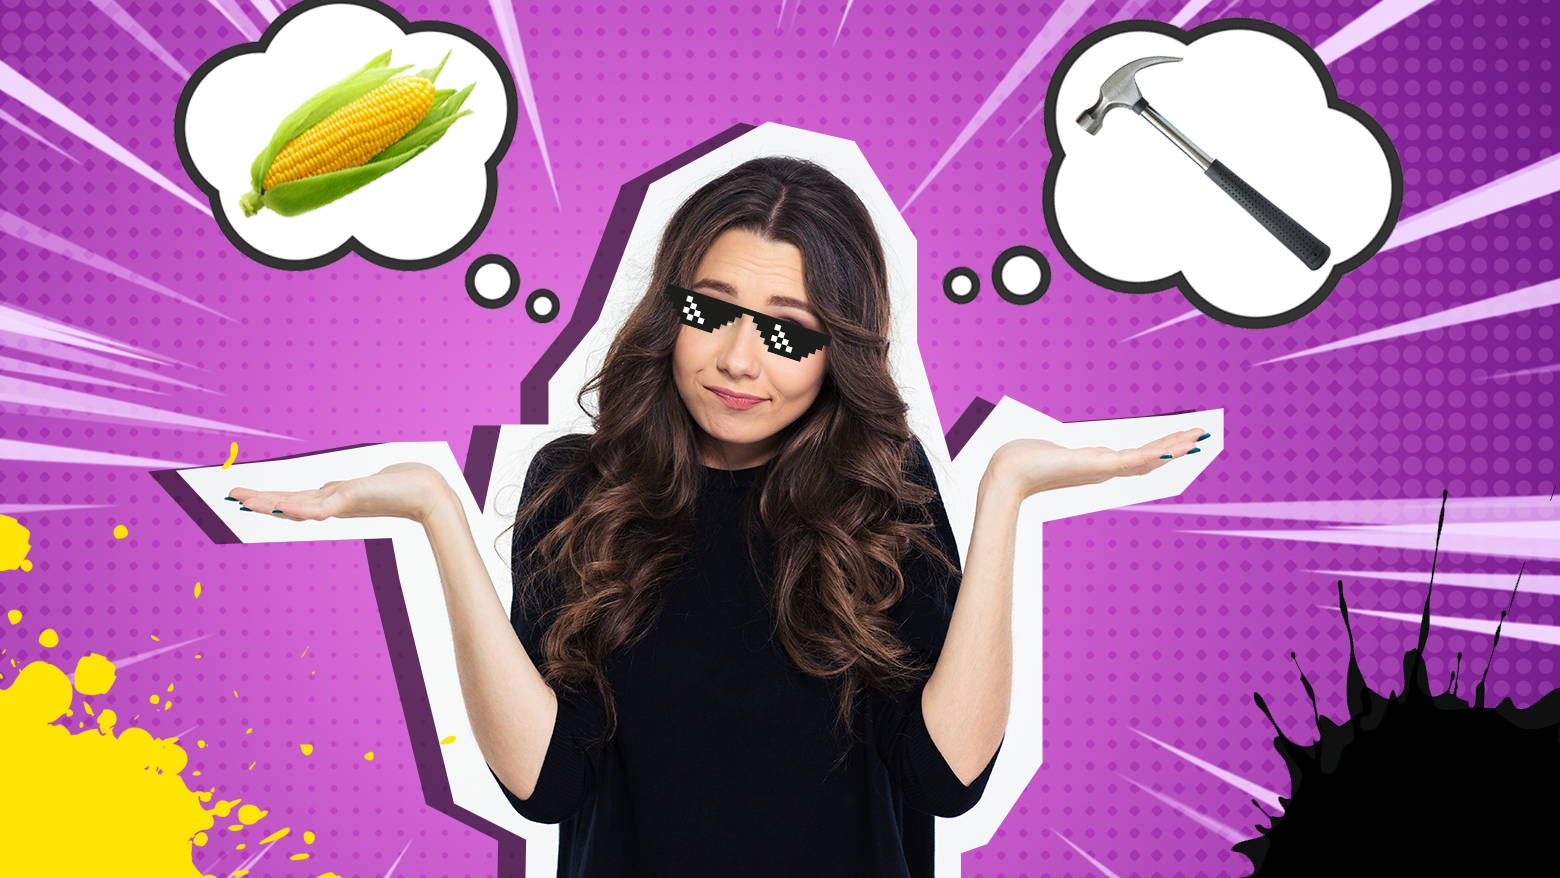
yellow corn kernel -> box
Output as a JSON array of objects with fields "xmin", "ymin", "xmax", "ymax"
[{"xmin": 263, "ymin": 77, "xmax": 435, "ymax": 190}]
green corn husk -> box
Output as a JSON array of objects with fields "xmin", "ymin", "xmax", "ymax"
[{"xmin": 240, "ymin": 50, "xmax": 474, "ymax": 218}]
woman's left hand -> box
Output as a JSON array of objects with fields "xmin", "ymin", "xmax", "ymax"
[{"xmin": 985, "ymin": 427, "xmax": 1209, "ymax": 500}]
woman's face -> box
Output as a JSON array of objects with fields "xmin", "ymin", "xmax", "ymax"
[{"xmin": 672, "ymin": 227, "xmax": 829, "ymax": 470}]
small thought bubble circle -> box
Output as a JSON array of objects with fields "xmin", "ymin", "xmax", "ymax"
[
  {"xmin": 993, "ymin": 245, "xmax": 1052, "ymax": 306},
  {"xmin": 465, "ymin": 254, "xmax": 521, "ymax": 309},
  {"xmin": 942, "ymin": 266, "xmax": 981, "ymax": 305},
  {"xmin": 526, "ymin": 288, "xmax": 561, "ymax": 324}
]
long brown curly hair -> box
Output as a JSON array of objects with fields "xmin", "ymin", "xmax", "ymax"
[{"xmin": 512, "ymin": 156, "xmax": 957, "ymax": 742}]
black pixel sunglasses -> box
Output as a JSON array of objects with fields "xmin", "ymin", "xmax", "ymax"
[{"xmin": 665, "ymin": 284, "xmax": 831, "ymax": 363}]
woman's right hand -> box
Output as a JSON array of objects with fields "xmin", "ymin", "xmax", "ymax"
[{"xmin": 228, "ymin": 462, "xmax": 455, "ymax": 526}]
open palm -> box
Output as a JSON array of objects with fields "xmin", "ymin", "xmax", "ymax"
[
  {"xmin": 989, "ymin": 428, "xmax": 1208, "ymax": 499},
  {"xmin": 228, "ymin": 462, "xmax": 451, "ymax": 525}
]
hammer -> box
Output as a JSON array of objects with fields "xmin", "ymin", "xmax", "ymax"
[{"xmin": 1078, "ymin": 56, "xmax": 1331, "ymax": 271}]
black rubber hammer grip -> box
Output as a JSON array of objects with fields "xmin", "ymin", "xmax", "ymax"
[{"xmin": 1204, "ymin": 160, "xmax": 1331, "ymax": 271}]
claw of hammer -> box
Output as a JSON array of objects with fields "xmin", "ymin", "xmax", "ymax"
[{"xmin": 1076, "ymin": 55, "xmax": 1181, "ymax": 134}]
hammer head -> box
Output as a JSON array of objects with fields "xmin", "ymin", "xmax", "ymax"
[{"xmin": 1076, "ymin": 55, "xmax": 1181, "ymax": 135}]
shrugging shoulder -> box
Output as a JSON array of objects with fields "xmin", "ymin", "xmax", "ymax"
[{"xmin": 492, "ymin": 432, "xmax": 996, "ymax": 824}]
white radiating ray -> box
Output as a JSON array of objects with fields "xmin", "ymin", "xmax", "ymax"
[
  {"xmin": 0, "ymin": 503, "xmax": 111, "ymax": 513},
  {"xmin": 1135, "ymin": 494, "xmax": 1557, "ymax": 525},
  {"xmin": 1119, "ymin": 774, "xmax": 1251, "ymax": 844},
  {"xmin": 1132, "ymin": 729, "xmax": 1286, "ymax": 811},
  {"xmin": 249, "ymin": 0, "xmax": 282, "ymax": 21},
  {"xmin": 0, "ymin": 353, "xmax": 154, "ymax": 394},
  {"xmin": 84, "ymin": 0, "xmax": 192, "ymax": 79},
  {"xmin": 1315, "ymin": 0, "xmax": 1440, "ymax": 64},
  {"xmin": 1312, "ymin": 569, "xmax": 1560, "ymax": 597},
  {"xmin": 1048, "ymin": 828, "xmax": 1126, "ymax": 878},
  {"xmin": 0, "ymin": 106, "xmax": 79, "ymax": 163},
  {"xmin": 1478, "ymin": 362, "xmax": 1560, "ymax": 384},
  {"xmin": 225, "ymin": 838, "xmax": 281, "ymax": 878},
  {"xmin": 0, "ymin": 375, "xmax": 293, "ymax": 439},
  {"xmin": 1007, "ymin": 0, "xmax": 1154, "ymax": 137},
  {"xmin": 205, "ymin": 0, "xmax": 262, "ymax": 41},
  {"xmin": 110, "ymin": 636, "xmax": 209, "ymax": 670},
  {"xmin": 1124, "ymin": 308, "xmax": 1203, "ymax": 340},
  {"xmin": 0, "ymin": 209, "xmax": 229, "ymax": 320},
  {"xmin": 1385, "ymin": 153, "xmax": 1560, "ymax": 251},
  {"xmin": 777, "ymin": 0, "xmax": 789, "ymax": 27},
  {"xmin": 0, "ymin": 330, "xmax": 209, "ymax": 393},
  {"xmin": 382, "ymin": 840, "xmax": 413, "ymax": 878},
  {"xmin": 1168, "ymin": 0, "xmax": 1220, "ymax": 27},
  {"xmin": 1256, "ymin": 277, "xmax": 1560, "ymax": 366},
  {"xmin": 1189, "ymin": 522, "xmax": 1560, "ymax": 562},
  {"xmin": 492, "ymin": 1, "xmax": 560, "ymax": 210},
  {"xmin": 0, "ymin": 437, "xmax": 187, "ymax": 469},
  {"xmin": 833, "ymin": 0, "xmax": 858, "ymax": 44},
  {"xmin": 0, "ymin": 59, "xmax": 210, "ymax": 215},
  {"xmin": 904, "ymin": 0, "xmax": 1102, "ymax": 209},
  {"xmin": 1, "ymin": 303, "xmax": 171, "ymax": 366},
  {"xmin": 1325, "ymin": 606, "xmax": 1560, "ymax": 648}
]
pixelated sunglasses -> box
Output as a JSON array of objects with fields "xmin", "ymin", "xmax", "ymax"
[{"xmin": 665, "ymin": 284, "xmax": 831, "ymax": 362}]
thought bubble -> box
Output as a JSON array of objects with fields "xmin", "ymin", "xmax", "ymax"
[
  {"xmin": 1043, "ymin": 19, "xmax": 1402, "ymax": 328},
  {"xmin": 175, "ymin": 0, "xmax": 517, "ymax": 270}
]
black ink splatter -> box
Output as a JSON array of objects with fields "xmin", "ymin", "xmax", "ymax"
[{"xmin": 1237, "ymin": 492, "xmax": 1560, "ymax": 874}]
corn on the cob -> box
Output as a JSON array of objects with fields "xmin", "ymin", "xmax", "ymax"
[
  {"xmin": 240, "ymin": 50, "xmax": 474, "ymax": 219},
  {"xmin": 262, "ymin": 76, "xmax": 436, "ymax": 190}
]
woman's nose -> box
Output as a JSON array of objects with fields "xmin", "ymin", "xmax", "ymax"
[{"xmin": 716, "ymin": 314, "xmax": 765, "ymax": 375}]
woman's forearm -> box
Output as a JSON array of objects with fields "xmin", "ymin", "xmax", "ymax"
[
  {"xmin": 920, "ymin": 469, "xmax": 1022, "ymax": 785},
  {"xmin": 421, "ymin": 486, "xmax": 558, "ymax": 799}
]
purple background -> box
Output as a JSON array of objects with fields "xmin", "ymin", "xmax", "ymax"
[{"xmin": 1, "ymin": 0, "xmax": 1556, "ymax": 876}]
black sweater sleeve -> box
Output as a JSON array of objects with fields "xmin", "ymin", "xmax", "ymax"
[
  {"xmin": 874, "ymin": 437, "xmax": 999, "ymax": 817},
  {"xmin": 492, "ymin": 434, "xmax": 610, "ymax": 825}
]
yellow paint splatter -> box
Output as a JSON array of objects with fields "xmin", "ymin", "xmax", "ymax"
[
  {"xmin": 167, "ymin": 684, "xmax": 175, "ymax": 692},
  {"xmin": 73, "ymin": 654, "xmax": 116, "ymax": 696},
  {"xmin": 112, "ymin": 524, "xmax": 128, "ymax": 539},
  {"xmin": 291, "ymin": 853, "xmax": 311, "ymax": 860},
  {"xmin": 151, "ymin": 634, "xmax": 161, "ymax": 641},
  {"xmin": 235, "ymin": 843, "xmax": 246, "ymax": 850},
  {"xmin": 301, "ymin": 646, "xmax": 309, "ymax": 657},
  {"xmin": 7, "ymin": 610, "xmax": 21, "ymax": 625},
  {"xmin": 227, "ymin": 824, "xmax": 243, "ymax": 831},
  {"xmin": 304, "ymin": 830, "xmax": 316, "ymax": 843},
  {"xmin": 300, "ymin": 743, "xmax": 313, "ymax": 756},
  {"xmin": 38, "ymin": 629, "xmax": 58, "ymax": 649},
  {"xmin": 363, "ymin": 751, "xmax": 374, "ymax": 761},
  {"xmin": 0, "ymin": 515, "xmax": 34, "ymax": 572},
  {"xmin": 150, "ymin": 694, "xmax": 161, "ymax": 705},
  {"xmin": 193, "ymin": 832, "xmax": 208, "ymax": 847},
  {"xmin": 245, "ymin": 727, "xmax": 252, "ymax": 734},
  {"xmin": 440, "ymin": 735, "xmax": 457, "ymax": 745},
  {"xmin": 164, "ymin": 701, "xmax": 173, "ymax": 711},
  {"xmin": 0, "ymin": 660, "xmax": 214, "ymax": 875},
  {"xmin": 232, "ymin": 871, "xmax": 249, "ymax": 876},
  {"xmin": 194, "ymin": 582, "xmax": 202, "ymax": 598},
  {"xmin": 222, "ymin": 441, "xmax": 238, "ymax": 469},
  {"xmin": 260, "ymin": 827, "xmax": 291, "ymax": 844},
  {"xmin": 197, "ymin": 740, "xmax": 206, "ymax": 749},
  {"xmin": 316, "ymin": 873, "xmax": 342, "ymax": 878},
  {"xmin": 212, "ymin": 799, "xmax": 241, "ymax": 817},
  {"xmin": 238, "ymin": 804, "xmax": 267, "ymax": 825},
  {"xmin": 247, "ymin": 761, "xmax": 255, "ymax": 770}
]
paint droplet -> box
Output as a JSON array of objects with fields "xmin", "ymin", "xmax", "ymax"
[
  {"xmin": 38, "ymin": 629, "xmax": 59, "ymax": 649},
  {"xmin": 300, "ymin": 744, "xmax": 313, "ymax": 755},
  {"xmin": 316, "ymin": 873, "xmax": 342, "ymax": 878},
  {"xmin": 232, "ymin": 870, "xmax": 249, "ymax": 876},
  {"xmin": 150, "ymin": 694, "xmax": 161, "ymax": 705},
  {"xmin": 97, "ymin": 709, "xmax": 117, "ymax": 729},
  {"xmin": 193, "ymin": 832, "xmax": 208, "ymax": 847},
  {"xmin": 440, "ymin": 735, "xmax": 456, "ymax": 745},
  {"xmin": 213, "ymin": 799, "xmax": 241, "ymax": 818},
  {"xmin": 235, "ymin": 843, "xmax": 246, "ymax": 850},
  {"xmin": 197, "ymin": 740, "xmax": 206, "ymax": 749},
  {"xmin": 227, "ymin": 824, "xmax": 243, "ymax": 832},
  {"xmin": 113, "ymin": 525, "xmax": 128, "ymax": 539},
  {"xmin": 194, "ymin": 582, "xmax": 202, "ymax": 598},
  {"xmin": 237, "ymin": 804, "xmax": 267, "ymax": 825},
  {"xmin": 304, "ymin": 831, "xmax": 316, "ymax": 844},
  {"xmin": 222, "ymin": 442, "xmax": 238, "ymax": 469},
  {"xmin": 247, "ymin": 762, "xmax": 255, "ymax": 770},
  {"xmin": 6, "ymin": 610, "xmax": 20, "ymax": 625},
  {"xmin": 245, "ymin": 727, "xmax": 252, "ymax": 734},
  {"xmin": 163, "ymin": 701, "xmax": 173, "ymax": 710},
  {"xmin": 260, "ymin": 827, "xmax": 291, "ymax": 844},
  {"xmin": 363, "ymin": 751, "xmax": 374, "ymax": 761},
  {"xmin": 167, "ymin": 684, "xmax": 174, "ymax": 692},
  {"xmin": 291, "ymin": 853, "xmax": 311, "ymax": 861},
  {"xmin": 73, "ymin": 653, "xmax": 117, "ymax": 696},
  {"xmin": 0, "ymin": 515, "xmax": 35, "ymax": 572}
]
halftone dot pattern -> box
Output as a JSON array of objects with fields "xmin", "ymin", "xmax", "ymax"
[{"xmin": 2, "ymin": 0, "xmax": 1558, "ymax": 875}]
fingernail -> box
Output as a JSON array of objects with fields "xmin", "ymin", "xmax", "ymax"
[
  {"xmin": 224, "ymin": 496, "xmax": 240, "ymax": 502},
  {"xmin": 1197, "ymin": 433, "xmax": 1211, "ymax": 441},
  {"xmin": 271, "ymin": 510, "xmax": 284, "ymax": 515},
  {"xmin": 239, "ymin": 506, "xmax": 254, "ymax": 512},
  {"xmin": 1160, "ymin": 454, "xmax": 1173, "ymax": 459},
  {"xmin": 1187, "ymin": 447, "xmax": 1202, "ymax": 454}
]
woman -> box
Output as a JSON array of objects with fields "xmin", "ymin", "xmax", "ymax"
[{"xmin": 230, "ymin": 157, "xmax": 1207, "ymax": 877}]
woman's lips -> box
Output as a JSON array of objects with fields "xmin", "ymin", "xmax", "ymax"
[{"xmin": 708, "ymin": 386, "xmax": 765, "ymax": 410}]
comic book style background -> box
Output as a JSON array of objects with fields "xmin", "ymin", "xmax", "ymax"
[{"xmin": 0, "ymin": 0, "xmax": 1555, "ymax": 875}]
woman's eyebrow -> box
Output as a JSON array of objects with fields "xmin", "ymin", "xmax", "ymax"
[{"xmin": 690, "ymin": 278, "xmax": 813, "ymax": 313}]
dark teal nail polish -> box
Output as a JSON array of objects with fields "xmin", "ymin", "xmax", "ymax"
[
  {"xmin": 271, "ymin": 510, "xmax": 284, "ymax": 514},
  {"xmin": 1160, "ymin": 454, "xmax": 1173, "ymax": 459},
  {"xmin": 1187, "ymin": 447, "xmax": 1202, "ymax": 454},
  {"xmin": 1197, "ymin": 433, "xmax": 1211, "ymax": 441},
  {"xmin": 224, "ymin": 496, "xmax": 240, "ymax": 502},
  {"xmin": 239, "ymin": 506, "xmax": 254, "ymax": 512}
]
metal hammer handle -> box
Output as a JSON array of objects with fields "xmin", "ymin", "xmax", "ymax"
[{"xmin": 1204, "ymin": 160, "xmax": 1331, "ymax": 271}]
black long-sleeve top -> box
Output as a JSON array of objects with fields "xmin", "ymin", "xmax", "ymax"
[{"xmin": 494, "ymin": 434, "xmax": 996, "ymax": 877}]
